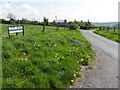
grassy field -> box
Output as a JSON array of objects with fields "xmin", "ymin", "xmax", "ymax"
[
  {"xmin": 1, "ymin": 24, "xmax": 95, "ymax": 88},
  {"xmin": 94, "ymin": 29, "xmax": 119, "ymax": 43}
]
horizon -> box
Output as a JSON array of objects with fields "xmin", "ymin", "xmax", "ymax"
[{"xmin": 0, "ymin": 0, "xmax": 119, "ymax": 22}]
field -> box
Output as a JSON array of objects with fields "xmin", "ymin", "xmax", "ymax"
[
  {"xmin": 1, "ymin": 24, "xmax": 95, "ymax": 88},
  {"xmin": 94, "ymin": 29, "xmax": 119, "ymax": 43}
]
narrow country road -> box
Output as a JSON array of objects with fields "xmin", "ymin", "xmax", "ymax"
[{"xmin": 73, "ymin": 30, "xmax": 118, "ymax": 88}]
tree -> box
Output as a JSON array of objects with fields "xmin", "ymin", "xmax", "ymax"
[
  {"xmin": 7, "ymin": 13, "xmax": 16, "ymax": 21},
  {"xmin": 69, "ymin": 23, "xmax": 78, "ymax": 30},
  {"xmin": 20, "ymin": 18, "xmax": 30, "ymax": 24},
  {"xmin": 7, "ymin": 13, "xmax": 16, "ymax": 24}
]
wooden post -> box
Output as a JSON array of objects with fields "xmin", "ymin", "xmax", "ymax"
[
  {"xmin": 114, "ymin": 27, "xmax": 116, "ymax": 32},
  {"xmin": 99, "ymin": 26, "xmax": 101, "ymax": 31},
  {"xmin": 22, "ymin": 25, "xmax": 24, "ymax": 36},
  {"xmin": 64, "ymin": 20, "xmax": 67, "ymax": 30},
  {"xmin": 107, "ymin": 27, "xmax": 109, "ymax": 32},
  {"xmin": 56, "ymin": 22, "xmax": 60, "ymax": 30},
  {"xmin": 17, "ymin": 19, "xmax": 19, "ymax": 26},
  {"xmin": 16, "ymin": 32, "xmax": 18, "ymax": 36},
  {"xmin": 42, "ymin": 17, "xmax": 46, "ymax": 32},
  {"xmin": 8, "ymin": 26, "xmax": 10, "ymax": 39},
  {"xmin": 42, "ymin": 22, "xmax": 46, "ymax": 32},
  {"xmin": 8, "ymin": 34, "xmax": 10, "ymax": 39}
]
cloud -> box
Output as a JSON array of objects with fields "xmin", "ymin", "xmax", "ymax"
[
  {"xmin": 1, "ymin": 3, "xmax": 40, "ymax": 21},
  {"xmin": 0, "ymin": 3, "xmax": 88, "ymax": 22},
  {"xmin": 0, "ymin": 0, "xmax": 119, "ymax": 22}
]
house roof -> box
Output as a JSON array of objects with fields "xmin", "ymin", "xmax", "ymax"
[{"xmin": 54, "ymin": 20, "xmax": 65, "ymax": 23}]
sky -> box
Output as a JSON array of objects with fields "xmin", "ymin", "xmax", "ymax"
[{"xmin": 0, "ymin": 0, "xmax": 119, "ymax": 22}]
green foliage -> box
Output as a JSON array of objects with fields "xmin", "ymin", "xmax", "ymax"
[
  {"xmin": 94, "ymin": 29, "xmax": 119, "ymax": 42},
  {"xmin": 43, "ymin": 17, "xmax": 49, "ymax": 26},
  {"xmin": 69, "ymin": 24, "xmax": 78, "ymax": 30},
  {"xmin": 2, "ymin": 24, "xmax": 95, "ymax": 88}
]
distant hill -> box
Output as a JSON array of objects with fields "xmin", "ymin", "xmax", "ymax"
[
  {"xmin": 91, "ymin": 22, "xmax": 118, "ymax": 27},
  {"xmin": 112, "ymin": 23, "xmax": 120, "ymax": 29}
]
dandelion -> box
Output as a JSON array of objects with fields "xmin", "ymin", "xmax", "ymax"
[
  {"xmin": 20, "ymin": 58, "xmax": 23, "ymax": 60},
  {"xmin": 80, "ymin": 59, "xmax": 84, "ymax": 62},
  {"xmin": 76, "ymin": 48, "xmax": 78, "ymax": 50},
  {"xmin": 54, "ymin": 59, "xmax": 58, "ymax": 62},
  {"xmin": 79, "ymin": 72, "xmax": 81, "ymax": 75},
  {"xmin": 54, "ymin": 44, "xmax": 57, "ymax": 47},
  {"xmin": 87, "ymin": 55, "xmax": 90, "ymax": 57},
  {"xmin": 25, "ymin": 58, "xmax": 28, "ymax": 61},
  {"xmin": 55, "ymin": 55, "xmax": 57, "ymax": 58},
  {"xmin": 57, "ymin": 57, "xmax": 60, "ymax": 60},
  {"xmin": 71, "ymin": 80, "xmax": 74, "ymax": 83},
  {"xmin": 38, "ymin": 45, "xmax": 41, "ymax": 47},
  {"xmin": 62, "ymin": 56, "xmax": 64, "ymax": 59},
  {"xmin": 35, "ymin": 48, "xmax": 38, "ymax": 51},
  {"xmin": 23, "ymin": 53, "xmax": 25, "ymax": 55},
  {"xmin": 74, "ymin": 74, "xmax": 76, "ymax": 77}
]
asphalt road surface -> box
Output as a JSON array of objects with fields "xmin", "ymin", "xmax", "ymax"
[{"xmin": 73, "ymin": 30, "xmax": 118, "ymax": 88}]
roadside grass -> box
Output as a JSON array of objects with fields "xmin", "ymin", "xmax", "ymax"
[
  {"xmin": 94, "ymin": 29, "xmax": 119, "ymax": 43},
  {"xmin": 1, "ymin": 24, "xmax": 95, "ymax": 88}
]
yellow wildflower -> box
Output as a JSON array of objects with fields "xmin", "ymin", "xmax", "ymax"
[
  {"xmin": 80, "ymin": 59, "xmax": 84, "ymax": 62},
  {"xmin": 38, "ymin": 45, "xmax": 41, "ymax": 46},
  {"xmin": 71, "ymin": 80, "xmax": 74, "ymax": 83},
  {"xmin": 25, "ymin": 58, "xmax": 28, "ymax": 61},
  {"xmin": 74, "ymin": 74, "xmax": 76, "ymax": 77},
  {"xmin": 55, "ymin": 55, "xmax": 57, "ymax": 58},
  {"xmin": 62, "ymin": 56, "xmax": 64, "ymax": 59}
]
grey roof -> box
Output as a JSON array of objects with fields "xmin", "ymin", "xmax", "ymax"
[{"xmin": 54, "ymin": 20, "xmax": 65, "ymax": 23}]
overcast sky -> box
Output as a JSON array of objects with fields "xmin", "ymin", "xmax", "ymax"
[{"xmin": 0, "ymin": 0, "xmax": 119, "ymax": 22}]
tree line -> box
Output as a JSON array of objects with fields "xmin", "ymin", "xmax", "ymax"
[{"xmin": 0, "ymin": 12, "xmax": 97, "ymax": 30}]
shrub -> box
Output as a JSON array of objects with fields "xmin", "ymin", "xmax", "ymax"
[{"xmin": 69, "ymin": 24, "xmax": 78, "ymax": 30}]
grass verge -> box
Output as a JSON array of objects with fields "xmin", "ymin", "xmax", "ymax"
[
  {"xmin": 1, "ymin": 24, "xmax": 95, "ymax": 88},
  {"xmin": 94, "ymin": 29, "xmax": 119, "ymax": 43}
]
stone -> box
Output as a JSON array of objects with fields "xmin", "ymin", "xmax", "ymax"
[{"xmin": 67, "ymin": 39, "xmax": 86, "ymax": 47}]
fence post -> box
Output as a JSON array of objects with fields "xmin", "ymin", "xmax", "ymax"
[
  {"xmin": 8, "ymin": 26, "xmax": 10, "ymax": 39},
  {"xmin": 114, "ymin": 27, "xmax": 116, "ymax": 32},
  {"xmin": 99, "ymin": 26, "xmax": 101, "ymax": 31},
  {"xmin": 56, "ymin": 22, "xmax": 60, "ymax": 30},
  {"xmin": 22, "ymin": 25, "xmax": 24, "ymax": 36},
  {"xmin": 16, "ymin": 32, "xmax": 18, "ymax": 36},
  {"xmin": 107, "ymin": 27, "xmax": 109, "ymax": 32}
]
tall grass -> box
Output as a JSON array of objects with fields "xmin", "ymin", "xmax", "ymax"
[{"xmin": 1, "ymin": 24, "xmax": 95, "ymax": 88}]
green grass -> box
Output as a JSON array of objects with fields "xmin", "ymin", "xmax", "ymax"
[
  {"xmin": 1, "ymin": 24, "xmax": 95, "ymax": 88},
  {"xmin": 94, "ymin": 29, "xmax": 119, "ymax": 43}
]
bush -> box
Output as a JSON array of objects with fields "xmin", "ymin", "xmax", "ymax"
[{"xmin": 69, "ymin": 24, "xmax": 78, "ymax": 30}]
